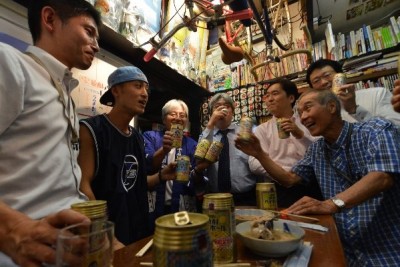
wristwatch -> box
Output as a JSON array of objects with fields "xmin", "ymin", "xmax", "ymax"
[{"xmin": 331, "ymin": 197, "xmax": 346, "ymax": 211}]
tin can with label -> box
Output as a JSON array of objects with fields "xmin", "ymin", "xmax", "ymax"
[
  {"xmin": 194, "ymin": 139, "xmax": 211, "ymax": 159},
  {"xmin": 239, "ymin": 117, "xmax": 253, "ymax": 141},
  {"xmin": 202, "ymin": 193, "xmax": 235, "ymax": 263},
  {"xmin": 256, "ymin": 183, "xmax": 278, "ymax": 210},
  {"xmin": 204, "ymin": 141, "xmax": 224, "ymax": 162},
  {"xmin": 276, "ymin": 118, "xmax": 290, "ymax": 139},
  {"xmin": 332, "ymin": 73, "xmax": 346, "ymax": 94},
  {"xmin": 154, "ymin": 211, "xmax": 212, "ymax": 267},
  {"xmin": 176, "ymin": 155, "xmax": 190, "ymax": 182},
  {"xmin": 171, "ymin": 123, "xmax": 184, "ymax": 148},
  {"xmin": 70, "ymin": 200, "xmax": 110, "ymax": 266}
]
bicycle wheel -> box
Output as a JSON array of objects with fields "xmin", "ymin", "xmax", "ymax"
[{"xmin": 268, "ymin": 0, "xmax": 292, "ymax": 51}]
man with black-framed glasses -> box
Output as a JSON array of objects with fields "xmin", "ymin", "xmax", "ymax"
[{"xmin": 306, "ymin": 59, "xmax": 399, "ymax": 125}]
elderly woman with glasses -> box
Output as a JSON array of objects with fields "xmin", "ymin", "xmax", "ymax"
[{"xmin": 143, "ymin": 99, "xmax": 208, "ymax": 231}]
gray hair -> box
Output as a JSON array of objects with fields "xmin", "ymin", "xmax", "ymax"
[
  {"xmin": 299, "ymin": 89, "xmax": 341, "ymax": 117},
  {"xmin": 208, "ymin": 93, "xmax": 234, "ymax": 113},
  {"xmin": 161, "ymin": 99, "xmax": 189, "ymax": 119}
]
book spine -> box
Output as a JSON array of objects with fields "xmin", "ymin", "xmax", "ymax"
[
  {"xmin": 366, "ymin": 25, "xmax": 375, "ymax": 51},
  {"xmin": 349, "ymin": 30, "xmax": 357, "ymax": 56},
  {"xmin": 390, "ymin": 16, "xmax": 400, "ymax": 43},
  {"xmin": 362, "ymin": 24, "xmax": 371, "ymax": 53},
  {"xmin": 359, "ymin": 27, "xmax": 366, "ymax": 54}
]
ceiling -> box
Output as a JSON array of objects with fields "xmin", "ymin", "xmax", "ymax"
[{"xmin": 308, "ymin": 0, "xmax": 400, "ymax": 42}]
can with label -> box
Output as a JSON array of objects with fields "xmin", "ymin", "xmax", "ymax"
[
  {"xmin": 176, "ymin": 155, "xmax": 190, "ymax": 182},
  {"xmin": 171, "ymin": 123, "xmax": 184, "ymax": 148},
  {"xmin": 276, "ymin": 118, "xmax": 290, "ymax": 139},
  {"xmin": 202, "ymin": 193, "xmax": 235, "ymax": 263},
  {"xmin": 194, "ymin": 139, "xmax": 211, "ymax": 159},
  {"xmin": 154, "ymin": 211, "xmax": 212, "ymax": 267},
  {"xmin": 256, "ymin": 183, "xmax": 278, "ymax": 210},
  {"xmin": 70, "ymin": 200, "xmax": 110, "ymax": 266},
  {"xmin": 239, "ymin": 117, "xmax": 253, "ymax": 141},
  {"xmin": 332, "ymin": 73, "xmax": 346, "ymax": 94},
  {"xmin": 204, "ymin": 141, "xmax": 224, "ymax": 162}
]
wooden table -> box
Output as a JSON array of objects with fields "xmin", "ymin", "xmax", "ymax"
[{"xmin": 113, "ymin": 214, "xmax": 346, "ymax": 266}]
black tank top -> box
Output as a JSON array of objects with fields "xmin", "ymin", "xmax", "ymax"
[{"xmin": 80, "ymin": 115, "xmax": 150, "ymax": 244}]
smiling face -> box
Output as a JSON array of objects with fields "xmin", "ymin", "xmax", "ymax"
[
  {"xmin": 297, "ymin": 91, "xmax": 337, "ymax": 137},
  {"xmin": 163, "ymin": 104, "xmax": 188, "ymax": 131},
  {"xmin": 309, "ymin": 66, "xmax": 337, "ymax": 90},
  {"xmin": 58, "ymin": 15, "xmax": 100, "ymax": 69},
  {"xmin": 264, "ymin": 83, "xmax": 295, "ymax": 118},
  {"xmin": 113, "ymin": 80, "xmax": 149, "ymax": 116}
]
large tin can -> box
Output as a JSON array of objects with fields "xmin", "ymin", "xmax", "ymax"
[
  {"xmin": 202, "ymin": 193, "xmax": 235, "ymax": 263},
  {"xmin": 276, "ymin": 118, "xmax": 290, "ymax": 139},
  {"xmin": 176, "ymin": 155, "xmax": 190, "ymax": 182},
  {"xmin": 204, "ymin": 141, "xmax": 224, "ymax": 162},
  {"xmin": 171, "ymin": 123, "xmax": 184, "ymax": 148},
  {"xmin": 332, "ymin": 73, "xmax": 346, "ymax": 94},
  {"xmin": 70, "ymin": 200, "xmax": 110, "ymax": 266},
  {"xmin": 256, "ymin": 183, "xmax": 278, "ymax": 210},
  {"xmin": 239, "ymin": 117, "xmax": 253, "ymax": 141},
  {"xmin": 153, "ymin": 211, "xmax": 212, "ymax": 267},
  {"xmin": 194, "ymin": 139, "xmax": 211, "ymax": 159}
]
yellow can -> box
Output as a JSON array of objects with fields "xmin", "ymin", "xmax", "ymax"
[
  {"xmin": 202, "ymin": 193, "xmax": 235, "ymax": 263},
  {"xmin": 176, "ymin": 155, "xmax": 190, "ymax": 182},
  {"xmin": 194, "ymin": 139, "xmax": 211, "ymax": 159},
  {"xmin": 276, "ymin": 118, "xmax": 290, "ymax": 139},
  {"xmin": 171, "ymin": 123, "xmax": 184, "ymax": 148},
  {"xmin": 153, "ymin": 211, "xmax": 212, "ymax": 267},
  {"xmin": 332, "ymin": 73, "xmax": 346, "ymax": 94},
  {"xmin": 256, "ymin": 183, "xmax": 278, "ymax": 210},
  {"xmin": 239, "ymin": 117, "xmax": 253, "ymax": 141},
  {"xmin": 204, "ymin": 141, "xmax": 223, "ymax": 162}
]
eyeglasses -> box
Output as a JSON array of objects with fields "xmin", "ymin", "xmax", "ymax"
[
  {"xmin": 168, "ymin": 112, "xmax": 187, "ymax": 119},
  {"xmin": 311, "ymin": 72, "xmax": 334, "ymax": 86}
]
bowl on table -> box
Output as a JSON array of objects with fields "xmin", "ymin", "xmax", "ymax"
[
  {"xmin": 236, "ymin": 219, "xmax": 305, "ymax": 257},
  {"xmin": 235, "ymin": 208, "xmax": 275, "ymax": 224}
]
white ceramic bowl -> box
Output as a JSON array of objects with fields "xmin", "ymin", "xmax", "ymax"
[
  {"xmin": 235, "ymin": 209, "xmax": 275, "ymax": 224},
  {"xmin": 236, "ymin": 219, "xmax": 305, "ymax": 257}
]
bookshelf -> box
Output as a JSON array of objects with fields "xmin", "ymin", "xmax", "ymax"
[{"xmin": 312, "ymin": 13, "xmax": 400, "ymax": 92}]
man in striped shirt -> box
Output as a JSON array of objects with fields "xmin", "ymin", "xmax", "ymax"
[{"xmin": 236, "ymin": 89, "xmax": 400, "ymax": 266}]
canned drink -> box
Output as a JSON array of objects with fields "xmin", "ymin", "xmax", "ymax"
[
  {"xmin": 204, "ymin": 141, "xmax": 224, "ymax": 162},
  {"xmin": 202, "ymin": 193, "xmax": 235, "ymax": 263},
  {"xmin": 256, "ymin": 183, "xmax": 278, "ymax": 210},
  {"xmin": 332, "ymin": 73, "xmax": 346, "ymax": 94},
  {"xmin": 239, "ymin": 117, "xmax": 253, "ymax": 141},
  {"xmin": 276, "ymin": 118, "xmax": 290, "ymax": 139},
  {"xmin": 194, "ymin": 139, "xmax": 211, "ymax": 159},
  {"xmin": 70, "ymin": 200, "xmax": 110, "ymax": 265},
  {"xmin": 171, "ymin": 123, "xmax": 184, "ymax": 148},
  {"xmin": 176, "ymin": 155, "xmax": 190, "ymax": 182},
  {"xmin": 153, "ymin": 211, "xmax": 212, "ymax": 267}
]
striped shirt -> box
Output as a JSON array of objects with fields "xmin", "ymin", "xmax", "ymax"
[{"xmin": 293, "ymin": 118, "xmax": 400, "ymax": 267}]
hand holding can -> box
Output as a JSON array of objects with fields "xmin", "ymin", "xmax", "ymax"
[
  {"xmin": 332, "ymin": 73, "xmax": 346, "ymax": 95},
  {"xmin": 170, "ymin": 123, "xmax": 183, "ymax": 148},
  {"xmin": 276, "ymin": 118, "xmax": 290, "ymax": 139}
]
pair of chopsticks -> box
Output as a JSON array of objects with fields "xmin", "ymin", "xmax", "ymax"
[
  {"xmin": 135, "ymin": 239, "xmax": 153, "ymax": 257},
  {"xmin": 266, "ymin": 210, "xmax": 319, "ymax": 223}
]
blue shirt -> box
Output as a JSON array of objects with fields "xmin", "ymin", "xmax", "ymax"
[
  {"xmin": 293, "ymin": 119, "xmax": 400, "ymax": 267},
  {"xmin": 143, "ymin": 130, "xmax": 204, "ymax": 230},
  {"xmin": 200, "ymin": 123, "xmax": 258, "ymax": 194}
]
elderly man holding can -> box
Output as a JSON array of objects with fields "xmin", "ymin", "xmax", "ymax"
[
  {"xmin": 306, "ymin": 59, "xmax": 400, "ymax": 125},
  {"xmin": 143, "ymin": 99, "xmax": 208, "ymax": 231},
  {"xmin": 199, "ymin": 93, "xmax": 259, "ymax": 206}
]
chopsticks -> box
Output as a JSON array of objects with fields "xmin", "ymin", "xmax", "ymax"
[
  {"xmin": 267, "ymin": 210, "xmax": 319, "ymax": 223},
  {"xmin": 135, "ymin": 238, "xmax": 153, "ymax": 257}
]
